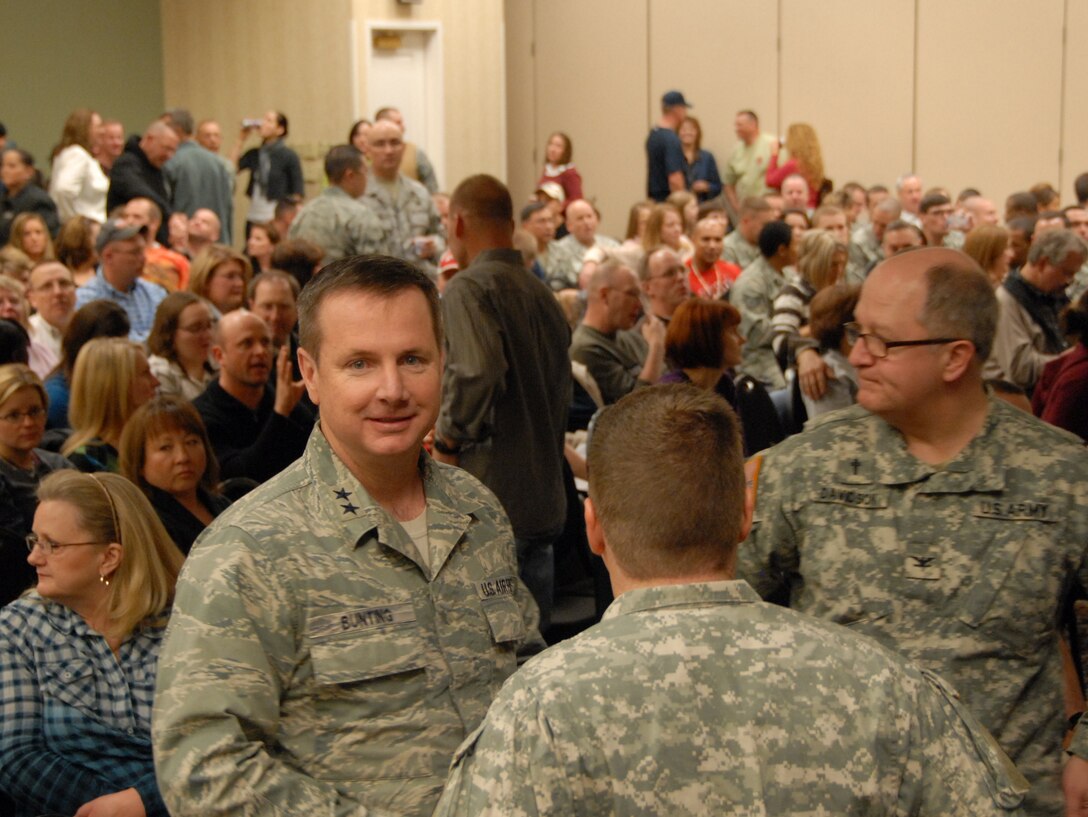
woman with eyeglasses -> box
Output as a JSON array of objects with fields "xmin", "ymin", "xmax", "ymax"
[
  {"xmin": 0, "ymin": 470, "xmax": 183, "ymax": 817},
  {"xmin": 147, "ymin": 293, "xmax": 217, "ymax": 401},
  {"xmin": 0, "ymin": 364, "xmax": 74, "ymax": 606}
]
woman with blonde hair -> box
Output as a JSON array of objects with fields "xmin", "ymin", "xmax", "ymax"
[
  {"xmin": 120, "ymin": 395, "xmax": 229, "ymax": 554},
  {"xmin": 641, "ymin": 202, "xmax": 694, "ymax": 261},
  {"xmin": 48, "ymin": 108, "xmax": 108, "ymax": 224},
  {"xmin": 62, "ymin": 338, "xmax": 159, "ymax": 473},
  {"xmin": 963, "ymin": 224, "xmax": 1013, "ymax": 287},
  {"xmin": 188, "ymin": 244, "xmax": 252, "ymax": 317},
  {"xmin": 0, "ymin": 276, "xmax": 54, "ymax": 378},
  {"xmin": 766, "ymin": 122, "xmax": 827, "ymax": 209},
  {"xmin": 0, "ymin": 364, "xmax": 74, "ymax": 605},
  {"xmin": 6, "ymin": 212, "xmax": 55, "ymax": 265},
  {"xmin": 0, "ymin": 469, "xmax": 182, "ymax": 817},
  {"xmin": 771, "ymin": 230, "xmax": 847, "ymax": 367}
]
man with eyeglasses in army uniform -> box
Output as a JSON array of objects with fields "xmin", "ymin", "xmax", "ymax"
[{"xmin": 737, "ymin": 247, "xmax": 1088, "ymax": 817}]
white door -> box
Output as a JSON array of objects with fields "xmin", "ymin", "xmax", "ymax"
[{"xmin": 365, "ymin": 26, "xmax": 444, "ymax": 187}]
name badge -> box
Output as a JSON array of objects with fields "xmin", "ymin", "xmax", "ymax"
[
  {"xmin": 308, "ymin": 602, "xmax": 417, "ymax": 642},
  {"xmin": 815, "ymin": 484, "xmax": 886, "ymax": 509},
  {"xmin": 476, "ymin": 576, "xmax": 517, "ymax": 601},
  {"xmin": 974, "ymin": 499, "xmax": 1058, "ymax": 523}
]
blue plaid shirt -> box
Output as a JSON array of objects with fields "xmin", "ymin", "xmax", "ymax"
[
  {"xmin": 0, "ymin": 594, "xmax": 168, "ymax": 817},
  {"xmin": 74, "ymin": 268, "xmax": 168, "ymax": 343}
]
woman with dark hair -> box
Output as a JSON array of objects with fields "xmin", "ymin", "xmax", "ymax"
[
  {"xmin": 43, "ymin": 300, "xmax": 130, "ymax": 430},
  {"xmin": 54, "ymin": 215, "xmax": 101, "ymax": 286},
  {"xmin": 678, "ymin": 116, "xmax": 722, "ymax": 202},
  {"xmin": 536, "ymin": 131, "xmax": 583, "ymax": 210},
  {"xmin": 348, "ymin": 119, "xmax": 371, "ymax": 157},
  {"xmin": 1032, "ymin": 291, "xmax": 1088, "ymax": 442},
  {"xmin": 232, "ymin": 110, "xmax": 304, "ymax": 233},
  {"xmin": 245, "ymin": 221, "xmax": 280, "ymax": 274},
  {"xmin": 660, "ymin": 298, "xmax": 784, "ymax": 455},
  {"xmin": 0, "ymin": 149, "xmax": 59, "ymax": 246},
  {"xmin": 0, "ymin": 470, "xmax": 182, "ymax": 817},
  {"xmin": 120, "ymin": 395, "xmax": 230, "ymax": 554},
  {"xmin": 147, "ymin": 293, "xmax": 216, "ymax": 401},
  {"xmin": 48, "ymin": 108, "xmax": 108, "ymax": 224}
]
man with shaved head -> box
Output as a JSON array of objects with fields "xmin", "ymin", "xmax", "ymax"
[
  {"xmin": 739, "ymin": 246, "xmax": 1088, "ymax": 816},
  {"xmin": 193, "ymin": 309, "xmax": 311, "ymax": 484},
  {"xmin": 434, "ymin": 174, "xmax": 571, "ymax": 632},
  {"xmin": 364, "ymin": 119, "xmax": 444, "ymax": 278},
  {"xmin": 107, "ymin": 119, "xmax": 178, "ymax": 243},
  {"xmin": 963, "ymin": 195, "xmax": 999, "ymax": 228}
]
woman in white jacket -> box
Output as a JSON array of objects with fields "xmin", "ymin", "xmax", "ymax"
[{"xmin": 49, "ymin": 109, "xmax": 108, "ymax": 225}]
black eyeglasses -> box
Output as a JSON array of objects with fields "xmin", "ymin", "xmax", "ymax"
[
  {"xmin": 26, "ymin": 532, "xmax": 107, "ymax": 556},
  {"xmin": 843, "ymin": 322, "xmax": 966, "ymax": 359}
]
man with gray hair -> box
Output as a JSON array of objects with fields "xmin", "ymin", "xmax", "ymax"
[
  {"xmin": 896, "ymin": 173, "xmax": 924, "ymax": 227},
  {"xmin": 984, "ymin": 228, "xmax": 1087, "ymax": 392},
  {"xmin": 162, "ymin": 108, "xmax": 234, "ymax": 245},
  {"xmin": 435, "ymin": 384, "xmax": 1028, "ymax": 817},
  {"xmin": 739, "ymin": 246, "xmax": 1088, "ymax": 816},
  {"xmin": 288, "ymin": 145, "xmax": 388, "ymax": 265},
  {"xmin": 107, "ymin": 120, "xmax": 179, "ymax": 244},
  {"xmin": 848, "ymin": 196, "xmax": 902, "ymax": 283}
]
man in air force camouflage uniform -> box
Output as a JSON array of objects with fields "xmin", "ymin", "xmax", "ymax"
[
  {"xmin": 153, "ymin": 256, "xmax": 541, "ymax": 817},
  {"xmin": 738, "ymin": 247, "xmax": 1088, "ymax": 816},
  {"xmin": 434, "ymin": 384, "xmax": 1027, "ymax": 817}
]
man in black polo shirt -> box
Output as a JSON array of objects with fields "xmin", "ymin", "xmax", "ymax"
[{"xmin": 194, "ymin": 309, "xmax": 312, "ymax": 485}]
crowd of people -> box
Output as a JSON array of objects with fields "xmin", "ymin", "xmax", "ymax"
[{"xmin": 0, "ymin": 91, "xmax": 1087, "ymax": 816}]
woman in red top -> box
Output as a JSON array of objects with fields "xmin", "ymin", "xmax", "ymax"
[
  {"xmin": 766, "ymin": 123, "xmax": 826, "ymax": 209},
  {"xmin": 1032, "ymin": 292, "xmax": 1088, "ymax": 443},
  {"xmin": 536, "ymin": 132, "xmax": 583, "ymax": 211}
]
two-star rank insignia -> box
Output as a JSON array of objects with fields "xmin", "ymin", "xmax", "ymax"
[{"xmin": 334, "ymin": 488, "xmax": 358, "ymax": 515}]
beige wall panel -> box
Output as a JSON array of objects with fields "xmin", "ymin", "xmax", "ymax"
[
  {"xmin": 649, "ymin": 0, "xmax": 778, "ymax": 195},
  {"xmin": 355, "ymin": 0, "xmax": 506, "ymax": 190},
  {"xmin": 916, "ymin": 0, "xmax": 1063, "ymax": 206},
  {"xmin": 533, "ymin": 0, "xmax": 649, "ymax": 237},
  {"xmin": 780, "ymin": 0, "xmax": 913, "ymax": 190},
  {"xmin": 162, "ymin": 0, "xmax": 354, "ymax": 240},
  {"xmin": 1061, "ymin": 1, "xmax": 1088, "ymax": 201},
  {"xmin": 504, "ymin": 0, "xmax": 538, "ymax": 209}
]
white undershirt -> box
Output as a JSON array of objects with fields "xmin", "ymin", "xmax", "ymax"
[{"xmin": 399, "ymin": 507, "xmax": 430, "ymax": 571}]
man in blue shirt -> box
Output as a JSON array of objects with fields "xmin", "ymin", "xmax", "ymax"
[
  {"xmin": 74, "ymin": 220, "xmax": 167, "ymax": 343},
  {"xmin": 645, "ymin": 90, "xmax": 690, "ymax": 202}
]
